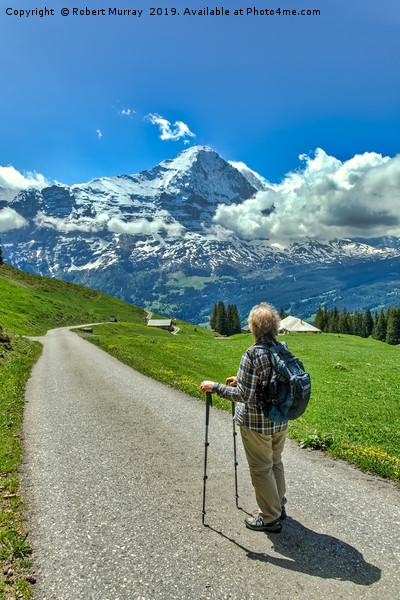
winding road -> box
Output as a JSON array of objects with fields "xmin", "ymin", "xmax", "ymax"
[{"xmin": 22, "ymin": 326, "xmax": 400, "ymax": 599}]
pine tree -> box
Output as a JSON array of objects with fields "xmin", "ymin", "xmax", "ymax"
[
  {"xmin": 209, "ymin": 304, "xmax": 218, "ymax": 331},
  {"xmin": 328, "ymin": 306, "xmax": 340, "ymax": 333},
  {"xmin": 372, "ymin": 312, "xmax": 378, "ymax": 338},
  {"xmin": 352, "ymin": 311, "xmax": 365, "ymax": 337},
  {"xmin": 215, "ymin": 301, "xmax": 228, "ymax": 335},
  {"xmin": 339, "ymin": 307, "xmax": 353, "ymax": 334},
  {"xmin": 362, "ymin": 309, "xmax": 374, "ymax": 337},
  {"xmin": 226, "ymin": 304, "xmax": 241, "ymax": 336},
  {"xmin": 226, "ymin": 304, "xmax": 235, "ymax": 336},
  {"xmin": 372, "ymin": 310, "xmax": 387, "ymax": 341},
  {"xmin": 386, "ymin": 308, "xmax": 400, "ymax": 345},
  {"xmin": 314, "ymin": 305, "xmax": 328, "ymax": 331},
  {"xmin": 0, "ymin": 238, "xmax": 3, "ymax": 266},
  {"xmin": 232, "ymin": 304, "xmax": 242, "ymax": 334}
]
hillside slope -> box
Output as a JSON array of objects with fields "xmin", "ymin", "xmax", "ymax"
[{"xmin": 0, "ymin": 263, "xmax": 146, "ymax": 335}]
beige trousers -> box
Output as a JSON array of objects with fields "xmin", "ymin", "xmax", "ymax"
[{"xmin": 240, "ymin": 426, "xmax": 287, "ymax": 524}]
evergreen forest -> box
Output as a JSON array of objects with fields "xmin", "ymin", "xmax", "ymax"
[
  {"xmin": 314, "ymin": 305, "xmax": 400, "ymax": 345},
  {"xmin": 209, "ymin": 301, "xmax": 242, "ymax": 336}
]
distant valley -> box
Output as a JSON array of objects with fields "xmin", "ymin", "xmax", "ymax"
[{"xmin": 1, "ymin": 146, "xmax": 400, "ymax": 323}]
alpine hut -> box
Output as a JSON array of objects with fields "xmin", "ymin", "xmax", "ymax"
[{"xmin": 279, "ymin": 316, "xmax": 321, "ymax": 334}]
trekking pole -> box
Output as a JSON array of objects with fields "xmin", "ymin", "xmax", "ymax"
[
  {"xmin": 231, "ymin": 402, "xmax": 239, "ymax": 508},
  {"xmin": 202, "ymin": 392, "xmax": 212, "ymax": 525}
]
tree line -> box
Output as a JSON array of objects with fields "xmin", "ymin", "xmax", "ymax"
[
  {"xmin": 210, "ymin": 302, "xmax": 242, "ymax": 336},
  {"xmin": 314, "ymin": 305, "xmax": 400, "ymax": 345},
  {"xmin": 2, "ymin": 234, "xmax": 398, "ymax": 345}
]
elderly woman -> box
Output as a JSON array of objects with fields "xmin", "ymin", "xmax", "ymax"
[{"xmin": 200, "ymin": 302, "xmax": 287, "ymax": 533}]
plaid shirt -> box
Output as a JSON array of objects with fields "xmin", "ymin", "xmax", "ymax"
[{"xmin": 212, "ymin": 336, "xmax": 288, "ymax": 435}]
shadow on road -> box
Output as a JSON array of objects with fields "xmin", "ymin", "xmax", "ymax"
[{"xmin": 204, "ymin": 517, "xmax": 381, "ymax": 586}]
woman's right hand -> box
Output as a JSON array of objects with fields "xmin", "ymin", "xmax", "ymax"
[{"xmin": 200, "ymin": 381, "xmax": 215, "ymax": 394}]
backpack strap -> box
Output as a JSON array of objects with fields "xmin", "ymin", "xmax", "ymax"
[{"xmin": 250, "ymin": 338, "xmax": 275, "ymax": 398}]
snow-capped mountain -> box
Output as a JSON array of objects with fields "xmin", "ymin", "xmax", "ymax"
[{"xmin": 1, "ymin": 146, "xmax": 400, "ymax": 323}]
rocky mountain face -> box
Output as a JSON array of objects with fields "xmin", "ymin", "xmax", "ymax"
[{"xmin": 2, "ymin": 146, "xmax": 400, "ymax": 324}]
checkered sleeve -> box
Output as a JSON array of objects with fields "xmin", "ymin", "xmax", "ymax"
[
  {"xmin": 212, "ymin": 349, "xmax": 258, "ymax": 402},
  {"xmin": 212, "ymin": 340, "xmax": 288, "ymax": 434}
]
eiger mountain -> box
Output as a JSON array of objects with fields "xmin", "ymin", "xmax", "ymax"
[{"xmin": 2, "ymin": 146, "xmax": 400, "ymax": 324}]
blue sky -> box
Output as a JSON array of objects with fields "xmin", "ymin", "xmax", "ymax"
[{"xmin": 1, "ymin": 0, "xmax": 400, "ymax": 186}]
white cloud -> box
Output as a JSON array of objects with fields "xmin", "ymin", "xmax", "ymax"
[
  {"xmin": 0, "ymin": 207, "xmax": 28, "ymax": 232},
  {"xmin": 97, "ymin": 129, "xmax": 103, "ymax": 140},
  {"xmin": 146, "ymin": 113, "xmax": 195, "ymax": 143},
  {"xmin": 108, "ymin": 217, "xmax": 184, "ymax": 238},
  {"xmin": 33, "ymin": 211, "xmax": 109, "ymax": 233},
  {"xmin": 121, "ymin": 108, "xmax": 135, "ymax": 118},
  {"xmin": 0, "ymin": 165, "xmax": 48, "ymax": 191},
  {"xmin": 215, "ymin": 149, "xmax": 400, "ymax": 242},
  {"xmin": 32, "ymin": 211, "xmax": 184, "ymax": 238}
]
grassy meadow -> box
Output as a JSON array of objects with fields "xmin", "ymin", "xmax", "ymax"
[
  {"xmin": 0, "ymin": 263, "xmax": 146, "ymax": 336},
  {"xmin": 1, "ymin": 262, "xmax": 400, "ymax": 596},
  {"xmin": 89, "ymin": 321, "xmax": 400, "ymax": 482}
]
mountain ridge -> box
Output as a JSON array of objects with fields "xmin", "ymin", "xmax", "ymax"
[{"xmin": 1, "ymin": 145, "xmax": 400, "ymax": 323}]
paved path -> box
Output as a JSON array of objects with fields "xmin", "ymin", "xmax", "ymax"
[{"xmin": 22, "ymin": 326, "xmax": 400, "ymax": 600}]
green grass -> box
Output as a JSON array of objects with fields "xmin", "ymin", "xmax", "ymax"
[
  {"xmin": 281, "ymin": 334, "xmax": 400, "ymax": 479},
  {"xmin": 89, "ymin": 323, "xmax": 400, "ymax": 482},
  {"xmin": 1, "ymin": 262, "xmax": 400, "ymax": 596},
  {"xmin": 89, "ymin": 320, "xmax": 227, "ymax": 400},
  {"xmin": 0, "ymin": 329, "xmax": 42, "ymax": 598},
  {"xmin": 0, "ymin": 263, "xmax": 146, "ymax": 335},
  {"xmin": 165, "ymin": 272, "xmax": 219, "ymax": 291}
]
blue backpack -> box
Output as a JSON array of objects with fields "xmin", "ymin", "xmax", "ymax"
[{"xmin": 254, "ymin": 339, "xmax": 311, "ymax": 422}]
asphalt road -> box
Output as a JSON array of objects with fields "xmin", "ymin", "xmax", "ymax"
[{"xmin": 22, "ymin": 326, "xmax": 400, "ymax": 600}]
